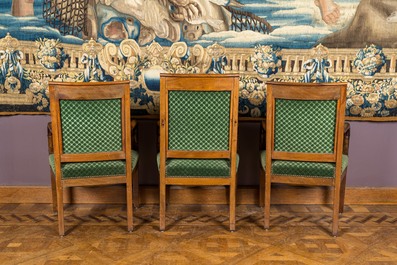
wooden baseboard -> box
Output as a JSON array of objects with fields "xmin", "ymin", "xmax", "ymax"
[{"xmin": 1, "ymin": 185, "xmax": 397, "ymax": 204}]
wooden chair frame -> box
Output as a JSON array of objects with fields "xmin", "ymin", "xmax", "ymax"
[
  {"xmin": 263, "ymin": 81, "xmax": 347, "ymax": 236},
  {"xmin": 159, "ymin": 74, "xmax": 239, "ymax": 231},
  {"xmin": 49, "ymin": 81, "xmax": 136, "ymax": 236}
]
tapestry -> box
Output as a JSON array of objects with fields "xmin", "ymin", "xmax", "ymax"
[{"xmin": 0, "ymin": 0, "xmax": 397, "ymax": 120}]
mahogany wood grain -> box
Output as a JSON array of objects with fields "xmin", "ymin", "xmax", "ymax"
[
  {"xmin": 60, "ymin": 152, "xmax": 126, "ymax": 163},
  {"xmin": 166, "ymin": 150, "xmax": 231, "ymax": 159},
  {"xmin": 165, "ymin": 178, "xmax": 231, "ymax": 186},
  {"xmin": 63, "ymin": 176, "xmax": 127, "ymax": 187},
  {"xmin": 272, "ymin": 152, "xmax": 336, "ymax": 163}
]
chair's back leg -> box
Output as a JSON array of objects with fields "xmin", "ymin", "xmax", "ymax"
[
  {"xmin": 259, "ymin": 164, "xmax": 265, "ymax": 207},
  {"xmin": 339, "ymin": 171, "xmax": 347, "ymax": 214},
  {"xmin": 132, "ymin": 168, "xmax": 140, "ymax": 208},
  {"xmin": 57, "ymin": 185, "xmax": 65, "ymax": 236}
]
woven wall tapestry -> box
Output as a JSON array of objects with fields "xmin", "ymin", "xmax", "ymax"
[{"xmin": 0, "ymin": 0, "xmax": 397, "ymax": 120}]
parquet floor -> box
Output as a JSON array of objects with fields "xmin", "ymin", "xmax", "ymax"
[{"xmin": 1, "ymin": 203, "xmax": 397, "ymax": 264}]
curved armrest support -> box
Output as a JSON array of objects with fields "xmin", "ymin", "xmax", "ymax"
[
  {"xmin": 131, "ymin": 119, "xmax": 139, "ymax": 150},
  {"xmin": 343, "ymin": 122, "xmax": 350, "ymax": 155},
  {"xmin": 47, "ymin": 122, "xmax": 53, "ymax": 155}
]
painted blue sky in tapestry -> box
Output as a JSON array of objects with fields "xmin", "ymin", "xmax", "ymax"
[{"xmin": 0, "ymin": 0, "xmax": 360, "ymax": 49}]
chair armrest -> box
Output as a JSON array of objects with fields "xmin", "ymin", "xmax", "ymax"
[
  {"xmin": 47, "ymin": 122, "xmax": 53, "ymax": 155},
  {"xmin": 343, "ymin": 122, "xmax": 350, "ymax": 155}
]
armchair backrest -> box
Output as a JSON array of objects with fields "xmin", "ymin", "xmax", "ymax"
[
  {"xmin": 266, "ymin": 82, "xmax": 347, "ymax": 164},
  {"xmin": 49, "ymin": 81, "xmax": 131, "ymax": 164},
  {"xmin": 160, "ymin": 74, "xmax": 239, "ymax": 161}
]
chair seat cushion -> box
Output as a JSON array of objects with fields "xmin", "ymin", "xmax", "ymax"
[
  {"xmin": 260, "ymin": 151, "xmax": 348, "ymax": 178},
  {"xmin": 157, "ymin": 153, "xmax": 239, "ymax": 177},
  {"xmin": 49, "ymin": 150, "xmax": 138, "ymax": 179}
]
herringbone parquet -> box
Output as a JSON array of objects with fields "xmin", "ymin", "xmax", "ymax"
[{"xmin": 1, "ymin": 203, "xmax": 397, "ymax": 264}]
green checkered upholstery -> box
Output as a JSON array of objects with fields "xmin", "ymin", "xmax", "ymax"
[
  {"xmin": 168, "ymin": 91, "xmax": 231, "ymax": 151},
  {"xmin": 49, "ymin": 150, "xmax": 138, "ymax": 179},
  {"xmin": 260, "ymin": 151, "xmax": 348, "ymax": 178},
  {"xmin": 60, "ymin": 99, "xmax": 122, "ymax": 153},
  {"xmin": 156, "ymin": 153, "xmax": 239, "ymax": 177},
  {"xmin": 266, "ymin": 98, "xmax": 346, "ymax": 178},
  {"xmin": 274, "ymin": 99, "xmax": 337, "ymax": 153},
  {"xmin": 51, "ymin": 98, "xmax": 137, "ymax": 179}
]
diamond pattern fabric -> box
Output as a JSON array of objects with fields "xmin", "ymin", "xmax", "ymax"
[
  {"xmin": 49, "ymin": 150, "xmax": 138, "ymax": 179},
  {"xmin": 274, "ymin": 99, "xmax": 337, "ymax": 154},
  {"xmin": 60, "ymin": 99, "xmax": 122, "ymax": 154},
  {"xmin": 260, "ymin": 151, "xmax": 348, "ymax": 178},
  {"xmin": 168, "ymin": 91, "xmax": 231, "ymax": 151},
  {"xmin": 156, "ymin": 153, "xmax": 239, "ymax": 177}
]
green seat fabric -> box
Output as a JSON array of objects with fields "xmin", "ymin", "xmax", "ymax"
[
  {"xmin": 260, "ymin": 151, "xmax": 348, "ymax": 178},
  {"xmin": 49, "ymin": 150, "xmax": 139, "ymax": 179},
  {"xmin": 156, "ymin": 153, "xmax": 239, "ymax": 178}
]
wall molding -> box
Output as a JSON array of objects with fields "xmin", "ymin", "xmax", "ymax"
[{"xmin": 1, "ymin": 185, "xmax": 397, "ymax": 205}]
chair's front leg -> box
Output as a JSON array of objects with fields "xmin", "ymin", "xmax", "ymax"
[{"xmin": 332, "ymin": 184, "xmax": 341, "ymax": 236}]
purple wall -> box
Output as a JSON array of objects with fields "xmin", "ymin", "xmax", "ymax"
[
  {"xmin": 0, "ymin": 115, "xmax": 51, "ymax": 185},
  {"xmin": 1, "ymin": 115, "xmax": 397, "ymax": 187},
  {"xmin": 347, "ymin": 121, "xmax": 397, "ymax": 186}
]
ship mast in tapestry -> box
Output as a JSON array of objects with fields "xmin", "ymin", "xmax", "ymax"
[{"xmin": 11, "ymin": 0, "xmax": 34, "ymax": 17}]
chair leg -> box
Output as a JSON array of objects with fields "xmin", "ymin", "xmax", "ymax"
[
  {"xmin": 229, "ymin": 182, "xmax": 236, "ymax": 232},
  {"xmin": 339, "ymin": 172, "xmax": 347, "ymax": 214},
  {"xmin": 159, "ymin": 183, "xmax": 166, "ymax": 231},
  {"xmin": 264, "ymin": 172, "xmax": 271, "ymax": 230},
  {"xmin": 50, "ymin": 170, "xmax": 57, "ymax": 213},
  {"xmin": 165, "ymin": 186, "xmax": 171, "ymax": 206},
  {"xmin": 56, "ymin": 185, "xmax": 65, "ymax": 236},
  {"xmin": 132, "ymin": 168, "xmax": 140, "ymax": 208},
  {"xmin": 126, "ymin": 172, "xmax": 134, "ymax": 232},
  {"xmin": 332, "ymin": 185, "xmax": 341, "ymax": 237},
  {"xmin": 259, "ymin": 166, "xmax": 265, "ymax": 207}
]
